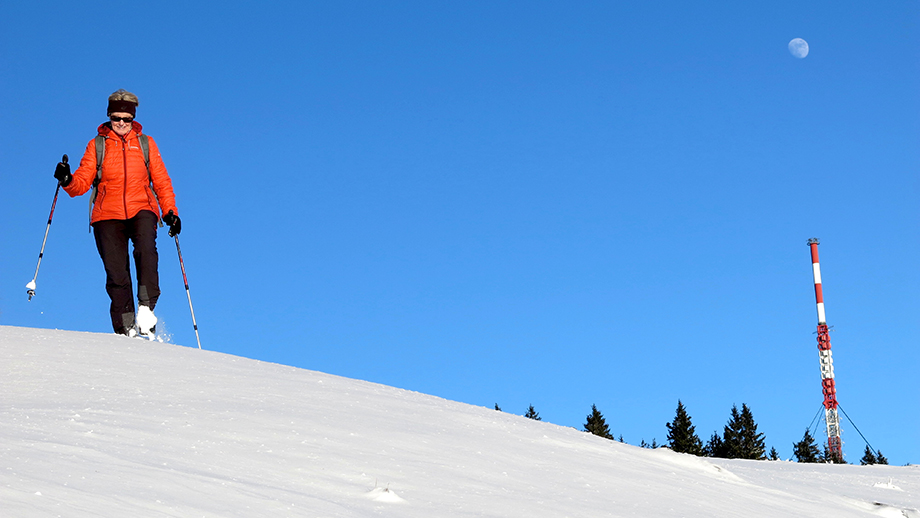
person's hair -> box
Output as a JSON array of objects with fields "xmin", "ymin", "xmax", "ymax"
[{"xmin": 108, "ymin": 89, "xmax": 139, "ymax": 106}]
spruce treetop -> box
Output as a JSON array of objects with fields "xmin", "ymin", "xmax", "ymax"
[
  {"xmin": 793, "ymin": 429, "xmax": 820, "ymax": 463},
  {"xmin": 665, "ymin": 400, "xmax": 703, "ymax": 456},
  {"xmin": 721, "ymin": 404, "xmax": 765, "ymax": 460},
  {"xmin": 860, "ymin": 445, "xmax": 878, "ymax": 466},
  {"xmin": 525, "ymin": 405, "xmax": 541, "ymax": 421},
  {"xmin": 584, "ymin": 404, "xmax": 613, "ymax": 440}
]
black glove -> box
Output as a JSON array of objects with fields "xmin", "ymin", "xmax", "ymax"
[
  {"xmin": 163, "ymin": 210, "xmax": 181, "ymax": 237},
  {"xmin": 54, "ymin": 156, "xmax": 72, "ymax": 186}
]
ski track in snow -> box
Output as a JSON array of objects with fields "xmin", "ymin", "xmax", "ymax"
[{"xmin": 1, "ymin": 325, "xmax": 917, "ymax": 517}]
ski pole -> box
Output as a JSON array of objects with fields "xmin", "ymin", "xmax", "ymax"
[
  {"xmin": 27, "ymin": 155, "xmax": 67, "ymax": 301},
  {"xmin": 174, "ymin": 234, "xmax": 202, "ymax": 349}
]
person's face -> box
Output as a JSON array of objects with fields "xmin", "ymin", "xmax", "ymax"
[{"xmin": 109, "ymin": 112, "xmax": 134, "ymax": 136}]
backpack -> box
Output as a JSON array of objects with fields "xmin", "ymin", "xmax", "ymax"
[{"xmin": 88, "ymin": 133, "xmax": 161, "ymax": 229}]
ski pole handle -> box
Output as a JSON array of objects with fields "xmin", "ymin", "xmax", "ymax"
[{"xmin": 54, "ymin": 154, "xmax": 70, "ymax": 186}]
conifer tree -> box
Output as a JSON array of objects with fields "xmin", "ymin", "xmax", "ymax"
[
  {"xmin": 793, "ymin": 429, "xmax": 820, "ymax": 463},
  {"xmin": 860, "ymin": 445, "xmax": 877, "ymax": 465},
  {"xmin": 721, "ymin": 405, "xmax": 743, "ymax": 457},
  {"xmin": 665, "ymin": 400, "xmax": 703, "ymax": 455},
  {"xmin": 876, "ymin": 451, "xmax": 888, "ymax": 465},
  {"xmin": 721, "ymin": 404, "xmax": 766, "ymax": 459},
  {"xmin": 525, "ymin": 405, "xmax": 541, "ymax": 421},
  {"xmin": 704, "ymin": 432, "xmax": 726, "ymax": 458},
  {"xmin": 584, "ymin": 404, "xmax": 613, "ymax": 439},
  {"xmin": 769, "ymin": 447, "xmax": 780, "ymax": 460},
  {"xmin": 738, "ymin": 404, "xmax": 766, "ymax": 459}
]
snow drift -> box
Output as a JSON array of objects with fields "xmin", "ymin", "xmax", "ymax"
[{"xmin": 1, "ymin": 325, "xmax": 917, "ymax": 517}]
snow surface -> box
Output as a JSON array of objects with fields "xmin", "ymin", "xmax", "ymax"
[{"xmin": 2, "ymin": 325, "xmax": 917, "ymax": 517}]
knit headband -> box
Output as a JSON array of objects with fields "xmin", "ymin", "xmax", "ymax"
[{"xmin": 107, "ymin": 99, "xmax": 137, "ymax": 117}]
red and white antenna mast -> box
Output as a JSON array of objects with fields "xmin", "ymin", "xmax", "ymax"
[{"xmin": 807, "ymin": 238, "xmax": 842, "ymax": 460}]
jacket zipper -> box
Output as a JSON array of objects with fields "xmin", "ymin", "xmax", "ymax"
[{"xmin": 121, "ymin": 136, "xmax": 128, "ymax": 219}]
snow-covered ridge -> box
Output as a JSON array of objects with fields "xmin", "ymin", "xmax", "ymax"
[{"xmin": 2, "ymin": 325, "xmax": 917, "ymax": 517}]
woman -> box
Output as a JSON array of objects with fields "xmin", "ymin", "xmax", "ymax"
[{"xmin": 54, "ymin": 89, "xmax": 181, "ymax": 338}]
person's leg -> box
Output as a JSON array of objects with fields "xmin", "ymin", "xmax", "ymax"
[
  {"xmin": 93, "ymin": 219, "xmax": 134, "ymax": 334},
  {"xmin": 129, "ymin": 210, "xmax": 161, "ymax": 310}
]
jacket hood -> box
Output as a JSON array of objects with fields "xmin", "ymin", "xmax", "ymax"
[{"xmin": 97, "ymin": 120, "xmax": 144, "ymax": 138}]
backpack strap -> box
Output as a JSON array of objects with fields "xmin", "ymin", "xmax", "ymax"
[
  {"xmin": 138, "ymin": 134, "xmax": 163, "ymax": 227},
  {"xmin": 138, "ymin": 134, "xmax": 150, "ymax": 172},
  {"xmin": 88, "ymin": 135, "xmax": 105, "ymax": 231}
]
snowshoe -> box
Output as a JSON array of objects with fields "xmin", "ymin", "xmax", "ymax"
[{"xmin": 136, "ymin": 305, "xmax": 158, "ymax": 340}]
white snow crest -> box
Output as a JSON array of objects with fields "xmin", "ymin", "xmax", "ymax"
[
  {"xmin": 874, "ymin": 478, "xmax": 904, "ymax": 491},
  {"xmin": 644, "ymin": 444, "xmax": 746, "ymax": 483},
  {"xmin": 364, "ymin": 485, "xmax": 406, "ymax": 504}
]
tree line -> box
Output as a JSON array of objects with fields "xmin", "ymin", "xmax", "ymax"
[{"xmin": 501, "ymin": 400, "xmax": 887, "ymax": 465}]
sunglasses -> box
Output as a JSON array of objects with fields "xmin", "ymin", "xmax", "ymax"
[{"xmin": 109, "ymin": 115, "xmax": 134, "ymax": 123}]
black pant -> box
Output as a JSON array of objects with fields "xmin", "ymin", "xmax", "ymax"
[{"xmin": 93, "ymin": 210, "xmax": 160, "ymax": 334}]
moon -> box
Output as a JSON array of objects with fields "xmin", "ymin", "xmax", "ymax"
[{"xmin": 788, "ymin": 38, "xmax": 809, "ymax": 59}]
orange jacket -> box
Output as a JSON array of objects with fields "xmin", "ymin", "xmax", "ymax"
[{"xmin": 65, "ymin": 121, "xmax": 178, "ymax": 224}]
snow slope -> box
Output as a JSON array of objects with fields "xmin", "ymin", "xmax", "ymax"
[{"xmin": 2, "ymin": 325, "xmax": 917, "ymax": 517}]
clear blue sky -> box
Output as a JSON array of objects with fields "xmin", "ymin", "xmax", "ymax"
[{"xmin": 2, "ymin": 1, "xmax": 917, "ymax": 464}]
